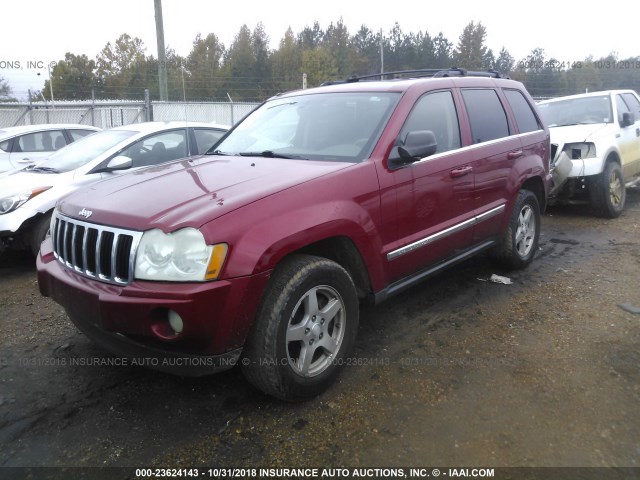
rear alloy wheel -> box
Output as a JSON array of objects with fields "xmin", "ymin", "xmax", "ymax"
[
  {"xmin": 589, "ymin": 161, "xmax": 625, "ymax": 218},
  {"xmin": 241, "ymin": 254, "xmax": 359, "ymax": 401},
  {"xmin": 490, "ymin": 189, "xmax": 540, "ymax": 270}
]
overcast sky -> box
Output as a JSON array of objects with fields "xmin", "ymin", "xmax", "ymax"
[{"xmin": 0, "ymin": 0, "xmax": 635, "ymax": 98}]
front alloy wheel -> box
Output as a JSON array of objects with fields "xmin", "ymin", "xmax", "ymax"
[
  {"xmin": 286, "ymin": 285, "xmax": 345, "ymax": 377},
  {"xmin": 242, "ymin": 254, "xmax": 359, "ymax": 401}
]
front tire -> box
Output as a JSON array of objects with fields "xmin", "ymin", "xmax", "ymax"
[
  {"xmin": 490, "ymin": 189, "xmax": 540, "ymax": 270},
  {"xmin": 30, "ymin": 212, "xmax": 52, "ymax": 256},
  {"xmin": 589, "ymin": 161, "xmax": 625, "ymax": 218},
  {"xmin": 241, "ymin": 254, "xmax": 359, "ymax": 401}
]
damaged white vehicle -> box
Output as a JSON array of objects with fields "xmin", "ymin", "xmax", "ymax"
[{"xmin": 538, "ymin": 90, "xmax": 640, "ymax": 217}]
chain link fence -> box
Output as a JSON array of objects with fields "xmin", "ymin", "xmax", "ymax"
[{"xmin": 0, "ymin": 97, "xmax": 259, "ymax": 129}]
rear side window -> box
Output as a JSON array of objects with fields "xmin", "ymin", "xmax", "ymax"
[
  {"xmin": 462, "ymin": 89, "xmax": 510, "ymax": 144},
  {"xmin": 16, "ymin": 130, "xmax": 66, "ymax": 152},
  {"xmin": 0, "ymin": 139, "xmax": 9, "ymax": 152},
  {"xmin": 400, "ymin": 90, "xmax": 461, "ymax": 154},
  {"xmin": 504, "ymin": 89, "xmax": 541, "ymax": 133}
]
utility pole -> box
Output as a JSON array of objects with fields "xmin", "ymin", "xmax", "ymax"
[
  {"xmin": 380, "ymin": 28, "xmax": 384, "ymax": 78},
  {"xmin": 154, "ymin": 0, "xmax": 168, "ymax": 101}
]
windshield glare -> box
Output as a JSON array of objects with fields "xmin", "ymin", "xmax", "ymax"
[
  {"xmin": 38, "ymin": 130, "xmax": 136, "ymax": 172},
  {"xmin": 213, "ymin": 92, "xmax": 400, "ymax": 162},
  {"xmin": 538, "ymin": 95, "xmax": 612, "ymax": 127}
]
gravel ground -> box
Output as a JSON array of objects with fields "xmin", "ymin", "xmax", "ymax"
[{"xmin": 1, "ymin": 189, "xmax": 639, "ymax": 476}]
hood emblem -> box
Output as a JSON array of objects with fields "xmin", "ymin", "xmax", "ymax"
[{"xmin": 79, "ymin": 208, "xmax": 93, "ymax": 219}]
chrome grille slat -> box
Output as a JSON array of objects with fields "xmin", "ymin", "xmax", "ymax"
[
  {"xmin": 51, "ymin": 212, "xmax": 143, "ymax": 285},
  {"xmin": 70, "ymin": 223, "xmax": 78, "ymax": 270}
]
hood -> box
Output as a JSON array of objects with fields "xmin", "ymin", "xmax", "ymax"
[
  {"xmin": 57, "ymin": 155, "xmax": 353, "ymax": 231},
  {"xmin": 0, "ymin": 169, "xmax": 76, "ymax": 194},
  {"xmin": 549, "ymin": 123, "xmax": 610, "ymax": 145}
]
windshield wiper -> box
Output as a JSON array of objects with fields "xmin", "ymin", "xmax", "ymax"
[
  {"xmin": 238, "ymin": 151, "xmax": 307, "ymax": 159},
  {"xmin": 28, "ymin": 166, "xmax": 61, "ymax": 174},
  {"xmin": 206, "ymin": 149, "xmax": 230, "ymax": 156}
]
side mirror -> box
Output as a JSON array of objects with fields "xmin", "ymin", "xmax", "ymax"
[
  {"xmin": 101, "ymin": 155, "xmax": 133, "ymax": 172},
  {"xmin": 621, "ymin": 112, "xmax": 635, "ymax": 128},
  {"xmin": 390, "ymin": 130, "xmax": 438, "ymax": 168}
]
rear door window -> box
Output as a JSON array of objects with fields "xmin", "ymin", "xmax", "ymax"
[
  {"xmin": 503, "ymin": 89, "xmax": 541, "ymax": 134},
  {"xmin": 16, "ymin": 130, "xmax": 66, "ymax": 152},
  {"xmin": 461, "ymin": 89, "xmax": 510, "ymax": 144}
]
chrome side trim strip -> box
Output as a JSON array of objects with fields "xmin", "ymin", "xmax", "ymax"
[{"xmin": 387, "ymin": 204, "xmax": 506, "ymax": 260}]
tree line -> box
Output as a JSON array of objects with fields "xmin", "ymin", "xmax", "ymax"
[{"xmin": 1, "ymin": 20, "xmax": 639, "ymax": 102}]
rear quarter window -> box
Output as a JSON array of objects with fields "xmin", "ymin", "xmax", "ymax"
[
  {"xmin": 503, "ymin": 89, "xmax": 541, "ymax": 133},
  {"xmin": 461, "ymin": 89, "xmax": 510, "ymax": 144}
]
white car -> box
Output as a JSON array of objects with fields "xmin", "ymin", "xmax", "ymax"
[
  {"xmin": 0, "ymin": 124, "xmax": 101, "ymax": 173},
  {"xmin": 538, "ymin": 90, "xmax": 640, "ymax": 217},
  {"xmin": 0, "ymin": 121, "xmax": 228, "ymax": 254}
]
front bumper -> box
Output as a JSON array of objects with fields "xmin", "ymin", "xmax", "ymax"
[
  {"xmin": 37, "ymin": 238, "xmax": 271, "ymax": 376},
  {"xmin": 0, "ymin": 206, "xmax": 40, "ymax": 237}
]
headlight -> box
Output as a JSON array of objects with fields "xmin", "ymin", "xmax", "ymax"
[
  {"xmin": 562, "ymin": 142, "xmax": 596, "ymax": 160},
  {"xmin": 0, "ymin": 187, "xmax": 51, "ymax": 215},
  {"xmin": 134, "ymin": 227, "xmax": 228, "ymax": 282}
]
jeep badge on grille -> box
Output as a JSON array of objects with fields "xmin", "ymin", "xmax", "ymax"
[{"xmin": 79, "ymin": 208, "xmax": 93, "ymax": 219}]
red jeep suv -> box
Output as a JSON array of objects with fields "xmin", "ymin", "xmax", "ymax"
[{"xmin": 37, "ymin": 69, "xmax": 551, "ymax": 401}]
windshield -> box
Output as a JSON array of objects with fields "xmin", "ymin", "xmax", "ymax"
[
  {"xmin": 37, "ymin": 130, "xmax": 136, "ymax": 172},
  {"xmin": 538, "ymin": 95, "xmax": 612, "ymax": 127},
  {"xmin": 212, "ymin": 92, "xmax": 400, "ymax": 162}
]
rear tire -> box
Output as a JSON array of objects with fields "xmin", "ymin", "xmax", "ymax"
[
  {"xmin": 490, "ymin": 189, "xmax": 540, "ymax": 270},
  {"xmin": 589, "ymin": 161, "xmax": 625, "ymax": 218},
  {"xmin": 241, "ymin": 254, "xmax": 359, "ymax": 402}
]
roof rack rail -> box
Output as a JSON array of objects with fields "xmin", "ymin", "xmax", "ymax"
[{"xmin": 321, "ymin": 68, "xmax": 510, "ymax": 85}]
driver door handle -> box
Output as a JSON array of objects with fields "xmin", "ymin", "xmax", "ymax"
[{"xmin": 450, "ymin": 165, "xmax": 473, "ymax": 178}]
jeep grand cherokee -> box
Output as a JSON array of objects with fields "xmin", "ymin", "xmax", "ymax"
[{"xmin": 37, "ymin": 69, "xmax": 551, "ymax": 401}]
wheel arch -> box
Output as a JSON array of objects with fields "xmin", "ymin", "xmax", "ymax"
[
  {"xmin": 520, "ymin": 175, "xmax": 547, "ymax": 212},
  {"xmin": 288, "ymin": 236, "xmax": 373, "ymax": 301}
]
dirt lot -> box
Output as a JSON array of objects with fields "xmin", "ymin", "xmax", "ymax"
[{"xmin": 1, "ymin": 189, "xmax": 639, "ymax": 476}]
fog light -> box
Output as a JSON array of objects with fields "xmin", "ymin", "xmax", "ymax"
[{"xmin": 168, "ymin": 310, "xmax": 184, "ymax": 334}]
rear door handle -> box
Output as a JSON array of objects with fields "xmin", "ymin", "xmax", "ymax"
[
  {"xmin": 508, "ymin": 150, "xmax": 523, "ymax": 160},
  {"xmin": 450, "ymin": 166, "xmax": 473, "ymax": 178}
]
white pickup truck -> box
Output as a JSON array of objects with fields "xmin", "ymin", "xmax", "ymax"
[{"xmin": 538, "ymin": 90, "xmax": 640, "ymax": 217}]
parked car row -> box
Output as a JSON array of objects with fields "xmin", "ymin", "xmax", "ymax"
[{"xmin": 0, "ymin": 121, "xmax": 228, "ymax": 254}]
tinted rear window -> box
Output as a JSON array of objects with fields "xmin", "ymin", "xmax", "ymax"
[
  {"xmin": 461, "ymin": 89, "xmax": 510, "ymax": 144},
  {"xmin": 504, "ymin": 89, "xmax": 541, "ymax": 133}
]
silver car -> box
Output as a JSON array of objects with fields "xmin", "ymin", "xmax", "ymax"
[
  {"xmin": 0, "ymin": 124, "xmax": 101, "ymax": 173},
  {"xmin": 0, "ymin": 121, "xmax": 228, "ymax": 254}
]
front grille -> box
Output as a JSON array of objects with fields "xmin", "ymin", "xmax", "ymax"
[{"xmin": 51, "ymin": 212, "xmax": 143, "ymax": 285}]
